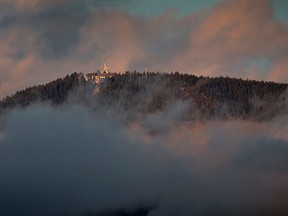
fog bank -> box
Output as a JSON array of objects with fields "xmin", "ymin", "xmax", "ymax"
[{"xmin": 0, "ymin": 105, "xmax": 288, "ymax": 215}]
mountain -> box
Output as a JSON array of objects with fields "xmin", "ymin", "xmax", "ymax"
[
  {"xmin": 1, "ymin": 72, "xmax": 288, "ymax": 216},
  {"xmin": 1, "ymin": 71, "xmax": 287, "ymax": 121}
]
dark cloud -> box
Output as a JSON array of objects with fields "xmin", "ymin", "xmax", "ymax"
[
  {"xmin": 0, "ymin": 1, "xmax": 91, "ymax": 59},
  {"xmin": 0, "ymin": 0, "xmax": 133, "ymax": 60},
  {"xmin": 0, "ymin": 105, "xmax": 161, "ymax": 216},
  {"xmin": 233, "ymin": 137, "xmax": 288, "ymax": 174},
  {"xmin": 1, "ymin": 104, "xmax": 288, "ymax": 215}
]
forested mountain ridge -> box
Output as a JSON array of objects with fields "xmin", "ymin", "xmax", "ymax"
[
  {"xmin": 1, "ymin": 71, "xmax": 287, "ymax": 121},
  {"xmin": 0, "ymin": 72, "xmax": 84, "ymax": 109}
]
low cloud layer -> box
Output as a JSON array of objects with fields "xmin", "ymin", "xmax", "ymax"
[
  {"xmin": 0, "ymin": 0, "xmax": 288, "ymax": 98},
  {"xmin": 1, "ymin": 104, "xmax": 288, "ymax": 215}
]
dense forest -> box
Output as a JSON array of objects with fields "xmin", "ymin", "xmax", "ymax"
[
  {"xmin": 0, "ymin": 72, "xmax": 84, "ymax": 109},
  {"xmin": 1, "ymin": 71, "xmax": 287, "ymax": 121}
]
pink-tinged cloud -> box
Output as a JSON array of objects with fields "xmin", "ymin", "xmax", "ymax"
[
  {"xmin": 76, "ymin": 0, "xmax": 288, "ymax": 78},
  {"xmin": 78, "ymin": 11, "xmax": 144, "ymax": 72},
  {"xmin": 184, "ymin": 0, "xmax": 288, "ymax": 78},
  {"xmin": 0, "ymin": 0, "xmax": 40, "ymax": 11},
  {"xmin": 269, "ymin": 58, "xmax": 288, "ymax": 82},
  {"xmin": 0, "ymin": 27, "xmax": 41, "ymax": 96},
  {"xmin": 0, "ymin": 0, "xmax": 288, "ymax": 98},
  {"xmin": 15, "ymin": 0, "xmax": 39, "ymax": 10}
]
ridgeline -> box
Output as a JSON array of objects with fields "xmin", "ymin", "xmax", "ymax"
[{"xmin": 1, "ymin": 72, "xmax": 287, "ymax": 121}]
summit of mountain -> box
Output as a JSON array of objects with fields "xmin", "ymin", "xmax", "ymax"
[{"xmin": 1, "ymin": 71, "xmax": 287, "ymax": 121}]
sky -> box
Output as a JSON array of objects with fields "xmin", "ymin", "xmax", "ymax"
[
  {"xmin": 0, "ymin": 0, "xmax": 288, "ymax": 98},
  {"xmin": 1, "ymin": 1, "xmax": 288, "ymax": 215}
]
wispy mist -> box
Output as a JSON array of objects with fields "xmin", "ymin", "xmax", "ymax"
[{"xmin": 1, "ymin": 103, "xmax": 288, "ymax": 215}]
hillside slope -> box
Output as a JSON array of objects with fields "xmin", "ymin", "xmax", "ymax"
[{"xmin": 1, "ymin": 72, "xmax": 287, "ymax": 120}]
